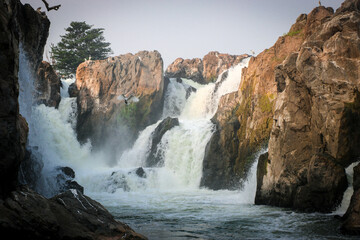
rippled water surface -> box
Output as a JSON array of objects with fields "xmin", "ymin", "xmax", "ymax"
[{"xmin": 88, "ymin": 189, "xmax": 356, "ymax": 240}]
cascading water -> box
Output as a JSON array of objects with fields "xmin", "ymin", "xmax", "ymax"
[
  {"xmin": 335, "ymin": 161, "xmax": 360, "ymax": 215},
  {"xmin": 18, "ymin": 47, "xmax": 93, "ymax": 197},
  {"xmin": 17, "ymin": 51, "xmax": 356, "ymax": 239},
  {"xmin": 81, "ymin": 58, "xmax": 250, "ymax": 193}
]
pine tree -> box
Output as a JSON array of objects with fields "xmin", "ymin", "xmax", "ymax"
[{"xmin": 50, "ymin": 21, "xmax": 112, "ymax": 77}]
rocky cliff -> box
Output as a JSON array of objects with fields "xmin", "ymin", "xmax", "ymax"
[
  {"xmin": 0, "ymin": 0, "xmax": 49, "ymax": 199},
  {"xmin": 255, "ymin": 0, "xmax": 360, "ymax": 215},
  {"xmin": 75, "ymin": 51, "xmax": 164, "ymax": 158},
  {"xmin": 201, "ymin": 12, "xmax": 306, "ymax": 190},
  {"xmin": 0, "ymin": 1, "xmax": 147, "ymax": 239},
  {"xmin": 165, "ymin": 51, "xmax": 249, "ymax": 84}
]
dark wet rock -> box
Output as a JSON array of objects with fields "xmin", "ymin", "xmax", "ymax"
[
  {"xmin": 136, "ymin": 167, "xmax": 146, "ymax": 178},
  {"xmin": 68, "ymin": 82, "xmax": 79, "ymax": 98},
  {"xmin": 0, "ymin": 186, "xmax": 147, "ymax": 239},
  {"xmin": 18, "ymin": 148, "xmax": 43, "ymax": 190},
  {"xmin": 56, "ymin": 166, "xmax": 84, "ymax": 194},
  {"xmin": 146, "ymin": 117, "xmax": 179, "ymax": 167},
  {"xmin": 255, "ymin": 152, "xmax": 269, "ymax": 200},
  {"xmin": 0, "ymin": 0, "xmax": 48, "ymax": 198},
  {"xmin": 200, "ymin": 117, "xmax": 242, "ymax": 190},
  {"xmin": 185, "ymin": 85, "xmax": 197, "ymax": 99},
  {"xmin": 57, "ymin": 166, "xmax": 75, "ymax": 179}
]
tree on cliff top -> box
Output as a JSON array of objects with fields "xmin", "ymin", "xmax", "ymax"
[{"xmin": 50, "ymin": 21, "xmax": 112, "ymax": 77}]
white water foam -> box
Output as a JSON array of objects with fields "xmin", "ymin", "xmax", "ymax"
[
  {"xmin": 334, "ymin": 161, "xmax": 360, "ymax": 215},
  {"xmin": 18, "ymin": 48, "xmax": 94, "ymax": 196}
]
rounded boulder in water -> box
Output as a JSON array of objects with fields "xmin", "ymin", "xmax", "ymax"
[{"xmin": 135, "ymin": 167, "xmax": 146, "ymax": 178}]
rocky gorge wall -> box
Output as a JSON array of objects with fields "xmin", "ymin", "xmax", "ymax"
[
  {"xmin": 0, "ymin": 0, "xmax": 49, "ymax": 199},
  {"xmin": 74, "ymin": 51, "xmax": 164, "ymax": 159},
  {"xmin": 252, "ymin": 0, "xmax": 360, "ymax": 233},
  {"xmin": 200, "ymin": 10, "xmax": 307, "ymax": 190},
  {"xmin": 256, "ymin": 1, "xmax": 360, "ymax": 211}
]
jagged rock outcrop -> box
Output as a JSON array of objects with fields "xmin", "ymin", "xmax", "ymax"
[
  {"xmin": 36, "ymin": 61, "xmax": 62, "ymax": 108},
  {"xmin": 256, "ymin": 1, "xmax": 360, "ymax": 213},
  {"xmin": 56, "ymin": 166, "xmax": 84, "ymax": 194},
  {"xmin": 0, "ymin": 186, "xmax": 146, "ymax": 240},
  {"xmin": 75, "ymin": 51, "xmax": 164, "ymax": 156},
  {"xmin": 166, "ymin": 58, "xmax": 203, "ymax": 83},
  {"xmin": 201, "ymin": 12, "xmax": 306, "ymax": 190},
  {"xmin": 0, "ymin": 0, "xmax": 49, "ymax": 199},
  {"xmin": 146, "ymin": 117, "xmax": 179, "ymax": 167},
  {"xmin": 165, "ymin": 52, "xmax": 250, "ymax": 84}
]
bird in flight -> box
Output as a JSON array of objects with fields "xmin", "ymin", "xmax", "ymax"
[{"xmin": 117, "ymin": 94, "xmax": 140, "ymax": 105}]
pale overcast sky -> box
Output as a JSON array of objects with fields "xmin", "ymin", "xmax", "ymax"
[{"xmin": 21, "ymin": 0, "xmax": 344, "ymax": 68}]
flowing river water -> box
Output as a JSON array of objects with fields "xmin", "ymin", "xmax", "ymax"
[{"xmin": 18, "ymin": 50, "xmax": 359, "ymax": 239}]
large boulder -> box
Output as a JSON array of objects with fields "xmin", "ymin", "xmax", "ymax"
[
  {"xmin": 255, "ymin": 2, "xmax": 360, "ymax": 212},
  {"xmin": 146, "ymin": 117, "xmax": 179, "ymax": 167},
  {"xmin": 0, "ymin": 186, "xmax": 147, "ymax": 240},
  {"xmin": 75, "ymin": 51, "xmax": 164, "ymax": 157},
  {"xmin": 200, "ymin": 12, "xmax": 306, "ymax": 190},
  {"xmin": 165, "ymin": 52, "xmax": 250, "ymax": 84},
  {"xmin": 36, "ymin": 61, "xmax": 62, "ymax": 108}
]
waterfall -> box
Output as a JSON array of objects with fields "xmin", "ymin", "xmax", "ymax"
[
  {"xmin": 18, "ymin": 47, "xmax": 93, "ymax": 197},
  {"xmin": 18, "ymin": 47, "xmax": 252, "ymax": 197},
  {"xmin": 82, "ymin": 58, "xmax": 250, "ymax": 193}
]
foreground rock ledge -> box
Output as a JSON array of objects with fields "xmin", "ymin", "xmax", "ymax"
[{"xmin": 0, "ymin": 186, "xmax": 147, "ymax": 240}]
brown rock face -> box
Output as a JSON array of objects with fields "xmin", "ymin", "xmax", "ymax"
[
  {"xmin": 165, "ymin": 57, "xmax": 203, "ymax": 83},
  {"xmin": 165, "ymin": 51, "xmax": 249, "ymax": 84},
  {"xmin": 0, "ymin": 186, "xmax": 147, "ymax": 240},
  {"xmin": 201, "ymin": 14, "xmax": 306, "ymax": 190},
  {"xmin": 256, "ymin": 2, "xmax": 360, "ymax": 212},
  {"xmin": 36, "ymin": 61, "xmax": 62, "ymax": 108},
  {"xmin": 76, "ymin": 51, "xmax": 164, "ymax": 156},
  {"xmin": 0, "ymin": 0, "xmax": 49, "ymax": 199}
]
